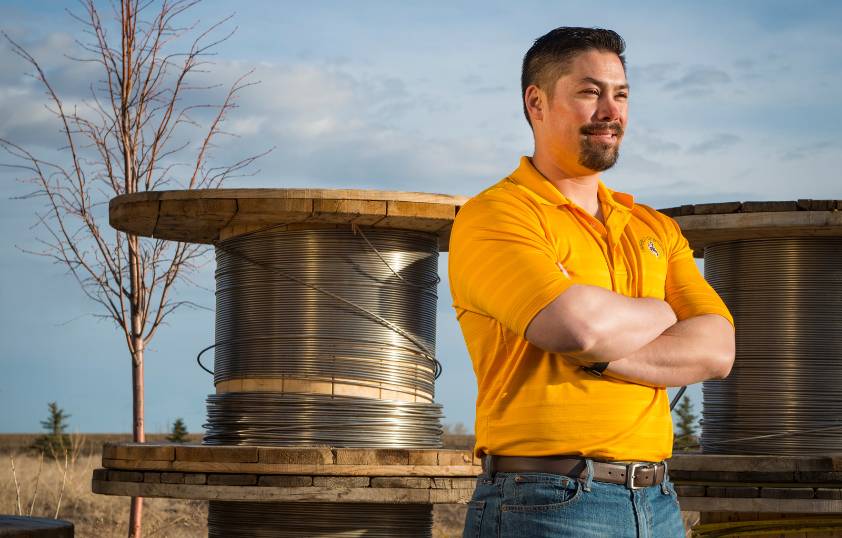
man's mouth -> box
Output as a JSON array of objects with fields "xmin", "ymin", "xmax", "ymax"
[
  {"xmin": 583, "ymin": 132, "xmax": 619, "ymax": 143},
  {"xmin": 581, "ymin": 123, "xmax": 623, "ymax": 142}
]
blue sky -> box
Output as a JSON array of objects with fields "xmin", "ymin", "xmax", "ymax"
[{"xmin": 1, "ymin": 1, "xmax": 840, "ymax": 434}]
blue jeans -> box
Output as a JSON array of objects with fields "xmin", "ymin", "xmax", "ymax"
[{"xmin": 462, "ymin": 463, "xmax": 685, "ymax": 538}]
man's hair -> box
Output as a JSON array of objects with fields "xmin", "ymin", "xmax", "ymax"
[{"xmin": 521, "ymin": 27, "xmax": 626, "ymax": 125}]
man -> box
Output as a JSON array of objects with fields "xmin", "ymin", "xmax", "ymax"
[{"xmin": 448, "ymin": 27, "xmax": 735, "ymax": 537}]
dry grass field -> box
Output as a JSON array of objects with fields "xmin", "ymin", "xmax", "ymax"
[{"xmin": 0, "ymin": 435, "xmax": 468, "ymax": 537}]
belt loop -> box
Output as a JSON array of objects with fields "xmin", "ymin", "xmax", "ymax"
[
  {"xmin": 483, "ymin": 454, "xmax": 495, "ymax": 479},
  {"xmin": 660, "ymin": 460, "xmax": 670, "ymax": 494},
  {"xmin": 582, "ymin": 458, "xmax": 594, "ymax": 492}
]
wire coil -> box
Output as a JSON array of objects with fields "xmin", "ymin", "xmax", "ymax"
[
  {"xmin": 203, "ymin": 225, "xmax": 446, "ymax": 534},
  {"xmin": 701, "ymin": 237, "xmax": 842, "ymax": 454},
  {"xmin": 203, "ymin": 392, "xmax": 443, "ymax": 448},
  {"xmin": 212, "ymin": 226, "xmax": 440, "ymax": 397},
  {"xmin": 208, "ymin": 502, "xmax": 433, "ymax": 537}
]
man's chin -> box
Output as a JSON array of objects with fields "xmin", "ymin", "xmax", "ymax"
[{"xmin": 579, "ymin": 149, "xmax": 620, "ymax": 172}]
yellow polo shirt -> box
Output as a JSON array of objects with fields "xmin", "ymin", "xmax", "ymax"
[{"xmin": 448, "ymin": 156, "xmax": 733, "ymax": 462}]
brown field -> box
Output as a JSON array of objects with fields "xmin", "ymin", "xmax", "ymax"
[{"xmin": 0, "ymin": 434, "xmax": 469, "ymax": 537}]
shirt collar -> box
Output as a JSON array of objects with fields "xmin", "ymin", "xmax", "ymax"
[{"xmin": 508, "ymin": 156, "xmax": 634, "ymax": 213}]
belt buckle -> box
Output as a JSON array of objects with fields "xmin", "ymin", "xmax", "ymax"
[{"xmin": 625, "ymin": 462, "xmax": 654, "ymax": 490}]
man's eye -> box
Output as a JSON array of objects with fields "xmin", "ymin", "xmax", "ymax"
[
  {"xmin": 582, "ymin": 88, "xmax": 600, "ymax": 96},
  {"xmin": 616, "ymin": 93, "xmax": 629, "ymax": 100}
]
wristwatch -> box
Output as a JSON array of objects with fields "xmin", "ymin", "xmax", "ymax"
[{"xmin": 581, "ymin": 362, "xmax": 610, "ymax": 377}]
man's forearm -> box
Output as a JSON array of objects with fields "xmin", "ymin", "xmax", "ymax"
[
  {"xmin": 600, "ymin": 314, "xmax": 735, "ymax": 387},
  {"xmin": 556, "ymin": 286, "xmax": 676, "ymax": 363}
]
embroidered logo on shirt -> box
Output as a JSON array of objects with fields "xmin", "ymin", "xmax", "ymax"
[{"xmin": 639, "ymin": 236, "xmax": 663, "ymax": 258}]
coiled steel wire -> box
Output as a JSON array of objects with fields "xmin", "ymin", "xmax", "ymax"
[
  {"xmin": 208, "ymin": 502, "xmax": 433, "ymax": 537},
  {"xmin": 203, "ymin": 225, "xmax": 444, "ymax": 448},
  {"xmin": 203, "ymin": 392, "xmax": 443, "ymax": 447},
  {"xmin": 212, "ymin": 226, "xmax": 440, "ymax": 397},
  {"xmin": 701, "ymin": 237, "xmax": 842, "ymax": 454},
  {"xmin": 203, "ymin": 225, "xmax": 445, "ymax": 534}
]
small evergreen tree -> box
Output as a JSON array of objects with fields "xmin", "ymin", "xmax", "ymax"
[
  {"xmin": 672, "ymin": 396, "xmax": 699, "ymax": 451},
  {"xmin": 33, "ymin": 401, "xmax": 71, "ymax": 456},
  {"xmin": 167, "ymin": 418, "xmax": 189, "ymax": 443}
]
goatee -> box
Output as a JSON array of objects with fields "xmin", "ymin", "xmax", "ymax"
[{"xmin": 578, "ymin": 122, "xmax": 623, "ymax": 172}]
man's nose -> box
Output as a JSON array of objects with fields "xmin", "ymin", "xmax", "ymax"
[{"xmin": 595, "ymin": 96, "xmax": 622, "ymax": 122}]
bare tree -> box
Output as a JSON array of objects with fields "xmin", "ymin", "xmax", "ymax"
[{"xmin": 1, "ymin": 1, "xmax": 266, "ymax": 535}]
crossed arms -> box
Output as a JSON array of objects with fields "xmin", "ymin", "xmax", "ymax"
[{"xmin": 525, "ymin": 285, "xmax": 735, "ymax": 388}]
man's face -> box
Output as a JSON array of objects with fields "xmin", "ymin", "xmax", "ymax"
[{"xmin": 534, "ymin": 49, "xmax": 628, "ymax": 174}]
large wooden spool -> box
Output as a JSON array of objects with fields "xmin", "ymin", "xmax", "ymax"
[
  {"xmin": 662, "ymin": 199, "xmax": 842, "ymax": 537},
  {"xmin": 101, "ymin": 188, "xmax": 469, "ymax": 536}
]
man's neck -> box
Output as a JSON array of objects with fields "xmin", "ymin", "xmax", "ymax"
[{"xmin": 530, "ymin": 153, "xmax": 602, "ymax": 218}]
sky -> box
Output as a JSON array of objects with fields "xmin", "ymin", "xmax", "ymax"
[{"xmin": 1, "ymin": 1, "xmax": 840, "ymax": 435}]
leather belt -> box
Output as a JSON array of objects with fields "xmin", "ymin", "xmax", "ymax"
[{"xmin": 482, "ymin": 455, "xmax": 667, "ymax": 490}]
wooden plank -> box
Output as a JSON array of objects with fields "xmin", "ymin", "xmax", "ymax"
[
  {"xmin": 671, "ymin": 470, "xmax": 797, "ymax": 482},
  {"xmin": 311, "ymin": 199, "xmax": 387, "ymax": 225},
  {"xmin": 334, "ymin": 448, "xmax": 410, "ymax": 466},
  {"xmin": 670, "ymin": 454, "xmax": 804, "ymax": 473},
  {"xmin": 259, "ymin": 447, "xmax": 334, "ymax": 465},
  {"xmin": 207, "ymin": 474, "xmax": 257, "ymax": 486},
  {"xmin": 432, "ymin": 478, "xmax": 477, "ymax": 490},
  {"xmin": 370, "ymin": 477, "xmax": 432, "ymax": 489},
  {"xmin": 659, "ymin": 206, "xmax": 681, "ymax": 217},
  {"xmin": 706, "ymin": 486, "xmax": 760, "ymax": 498},
  {"xmin": 438, "ymin": 450, "xmax": 473, "ymax": 466},
  {"xmin": 109, "ymin": 199, "xmax": 158, "ymax": 237},
  {"xmin": 741, "ymin": 201, "xmax": 799, "ymax": 213},
  {"xmin": 692, "ymin": 202, "xmax": 742, "ymax": 215},
  {"xmin": 312, "ymin": 476, "xmax": 369, "ymax": 488},
  {"xmin": 677, "ymin": 496, "xmax": 842, "ymax": 513},
  {"xmin": 375, "ymin": 200, "xmax": 455, "ymax": 232},
  {"xmin": 102, "ymin": 458, "xmax": 481, "ymax": 477},
  {"xmin": 92, "ymin": 480, "xmax": 473, "ymax": 504},
  {"xmin": 816, "ymin": 489, "xmax": 842, "ymax": 500},
  {"xmin": 257, "ymin": 476, "xmax": 313, "ymax": 487},
  {"xmin": 215, "ymin": 377, "xmax": 433, "ymax": 404},
  {"xmin": 155, "ymin": 198, "xmax": 237, "ymax": 242},
  {"xmin": 175, "ymin": 446, "xmax": 259, "ymax": 463},
  {"xmin": 762, "ymin": 488, "xmax": 816, "ymax": 500},
  {"xmin": 160, "ymin": 472, "xmax": 184, "ymax": 484},
  {"xmin": 103, "ymin": 443, "xmax": 174, "ymax": 462},
  {"xmin": 408, "ymin": 451, "xmax": 438, "ymax": 466},
  {"xmin": 675, "ymin": 484, "xmax": 706, "ymax": 497},
  {"xmin": 107, "ymin": 470, "xmax": 143, "ymax": 482}
]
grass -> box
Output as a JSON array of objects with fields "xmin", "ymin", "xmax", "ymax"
[{"xmin": 2, "ymin": 446, "xmax": 207, "ymax": 537}]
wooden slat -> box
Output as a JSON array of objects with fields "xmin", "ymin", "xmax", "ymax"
[
  {"xmin": 102, "ymin": 443, "xmax": 175, "ymax": 461},
  {"xmin": 92, "ymin": 479, "xmax": 474, "ymax": 504},
  {"xmin": 677, "ymin": 496, "xmax": 842, "ymax": 514},
  {"xmin": 214, "ymin": 377, "xmax": 434, "ymax": 404},
  {"xmin": 175, "ymin": 445, "xmax": 259, "ymax": 463},
  {"xmin": 102, "ymin": 458, "xmax": 481, "ymax": 477}
]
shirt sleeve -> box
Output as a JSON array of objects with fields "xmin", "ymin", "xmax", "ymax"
[
  {"xmin": 663, "ymin": 216, "xmax": 734, "ymax": 326},
  {"xmin": 448, "ymin": 193, "xmax": 575, "ymax": 337}
]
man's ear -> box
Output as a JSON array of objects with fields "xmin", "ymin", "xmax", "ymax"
[{"xmin": 524, "ymin": 85, "xmax": 544, "ymax": 124}]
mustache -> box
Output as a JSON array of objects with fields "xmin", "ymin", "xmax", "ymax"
[{"xmin": 580, "ymin": 122, "xmax": 624, "ymax": 136}]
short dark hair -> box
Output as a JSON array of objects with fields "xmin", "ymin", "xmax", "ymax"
[{"xmin": 521, "ymin": 27, "xmax": 626, "ymax": 125}]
